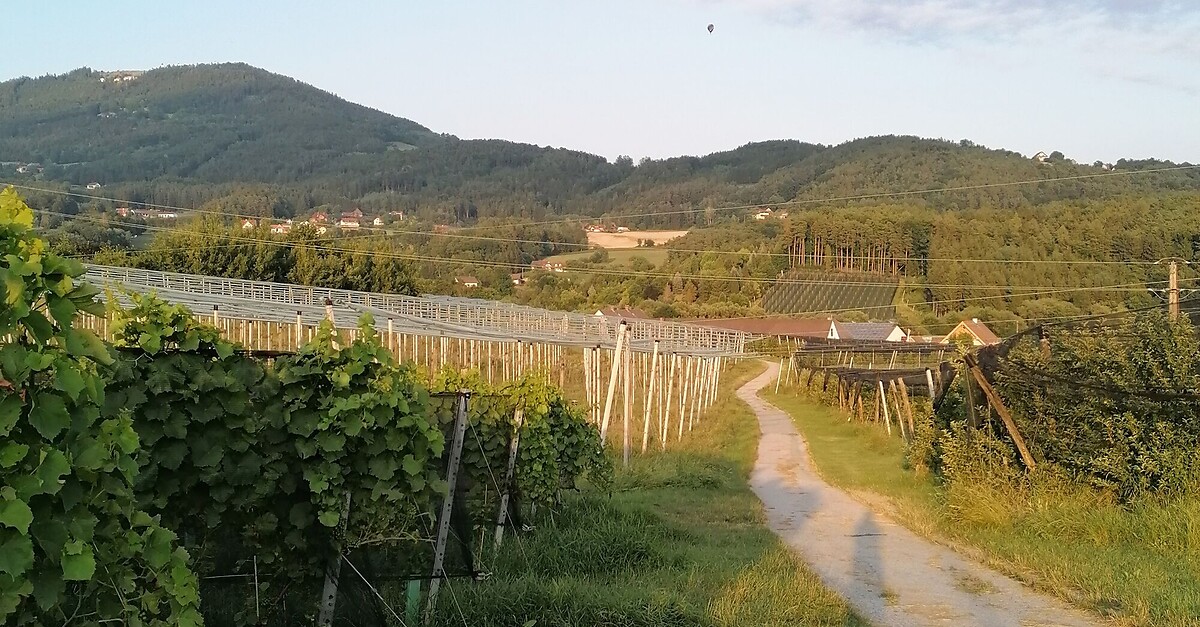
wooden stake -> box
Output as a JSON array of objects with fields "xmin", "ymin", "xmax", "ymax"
[
  {"xmin": 888, "ymin": 380, "xmax": 907, "ymax": 440},
  {"xmin": 622, "ymin": 339, "xmax": 633, "ymax": 467},
  {"xmin": 641, "ymin": 341, "xmax": 660, "ymax": 453},
  {"xmin": 600, "ymin": 322, "xmax": 628, "ymax": 440},
  {"xmin": 678, "ymin": 357, "xmax": 692, "ymax": 440},
  {"xmin": 662, "ymin": 354, "xmax": 676, "ymax": 449},
  {"xmin": 897, "ymin": 378, "xmax": 915, "ymax": 436},
  {"xmin": 878, "ymin": 380, "xmax": 892, "ymax": 435},
  {"xmin": 964, "ymin": 355, "xmax": 1037, "ymax": 470},
  {"xmin": 583, "ymin": 347, "xmax": 594, "ymax": 423}
]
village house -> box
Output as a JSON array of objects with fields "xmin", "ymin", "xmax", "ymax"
[
  {"xmin": 594, "ymin": 305, "xmax": 650, "ymax": 320},
  {"xmin": 86, "ymin": 182, "xmax": 102, "ymax": 190},
  {"xmin": 372, "ymin": 216, "xmax": 385, "ymax": 227},
  {"xmin": 839, "ymin": 322, "xmax": 908, "ymax": 343},
  {"xmin": 337, "ymin": 216, "xmax": 360, "ymax": 229},
  {"xmin": 510, "ymin": 273, "xmax": 527, "ymax": 286},
  {"xmin": 132, "ymin": 209, "xmax": 177, "ymax": 220},
  {"xmin": 702, "ymin": 317, "xmax": 843, "ymax": 341},
  {"xmin": 455, "ymin": 276, "xmax": 480, "ymax": 288},
  {"xmin": 309, "ymin": 211, "xmax": 329, "ymax": 223},
  {"xmin": 530, "ymin": 259, "xmax": 565, "ymax": 273},
  {"xmin": 270, "ymin": 221, "xmax": 293, "ymax": 235},
  {"xmin": 940, "ymin": 318, "xmax": 1002, "ymax": 346},
  {"xmin": 241, "ymin": 219, "xmax": 256, "ymax": 230},
  {"xmin": 754, "ymin": 208, "xmax": 773, "ymax": 220}
]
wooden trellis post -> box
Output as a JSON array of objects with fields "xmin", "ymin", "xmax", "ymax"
[
  {"xmin": 600, "ymin": 322, "xmax": 628, "ymax": 440},
  {"xmin": 662, "ymin": 354, "xmax": 677, "ymax": 449},
  {"xmin": 641, "ymin": 341, "xmax": 661, "ymax": 453},
  {"xmin": 897, "ymin": 378, "xmax": 915, "ymax": 436},
  {"xmin": 888, "ymin": 380, "xmax": 907, "ymax": 439},
  {"xmin": 678, "ymin": 357, "xmax": 692, "ymax": 440},
  {"xmin": 964, "ymin": 354, "xmax": 1037, "ymax": 470},
  {"xmin": 877, "ymin": 379, "xmax": 892, "ymax": 435}
]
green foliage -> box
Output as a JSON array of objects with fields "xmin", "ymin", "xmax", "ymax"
[
  {"xmin": 994, "ymin": 312, "xmax": 1200, "ymax": 499},
  {"xmin": 429, "ymin": 369, "xmax": 612, "ymax": 508},
  {"xmin": 132, "ymin": 218, "xmax": 419, "ymax": 294},
  {"xmin": 0, "ymin": 189, "xmax": 201, "ymax": 624},
  {"xmin": 105, "ymin": 298, "xmax": 447, "ymax": 619},
  {"xmin": 273, "ymin": 317, "xmax": 447, "ymax": 543}
]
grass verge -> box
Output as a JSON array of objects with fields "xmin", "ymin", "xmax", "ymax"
[
  {"xmin": 762, "ymin": 390, "xmax": 1200, "ymax": 627},
  {"xmin": 428, "ymin": 362, "xmax": 866, "ymax": 627}
]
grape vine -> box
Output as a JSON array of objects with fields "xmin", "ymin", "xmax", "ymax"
[
  {"xmin": 2, "ymin": 187, "xmax": 612, "ymax": 622},
  {"xmin": 0, "ymin": 188, "xmax": 201, "ymax": 625}
]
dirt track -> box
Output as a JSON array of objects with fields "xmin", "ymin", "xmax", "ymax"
[{"xmin": 743, "ymin": 363, "xmax": 1104, "ymax": 627}]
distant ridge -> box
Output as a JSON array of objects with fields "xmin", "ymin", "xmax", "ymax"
[{"xmin": 2, "ymin": 63, "xmax": 1197, "ymax": 225}]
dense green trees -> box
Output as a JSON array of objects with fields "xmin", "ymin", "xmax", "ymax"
[{"xmin": 6, "ymin": 65, "xmax": 1198, "ymax": 228}]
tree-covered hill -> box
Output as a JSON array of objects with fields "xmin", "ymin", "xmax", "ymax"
[
  {"xmin": 0, "ymin": 64, "xmax": 437, "ymax": 182},
  {"xmin": 4, "ymin": 64, "xmax": 1198, "ymax": 226}
]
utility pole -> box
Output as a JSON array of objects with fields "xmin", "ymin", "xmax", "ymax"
[{"xmin": 1169, "ymin": 260, "xmax": 1180, "ymax": 320}]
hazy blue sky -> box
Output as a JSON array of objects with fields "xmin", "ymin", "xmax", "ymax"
[{"xmin": 4, "ymin": 1, "xmax": 1197, "ymax": 163}]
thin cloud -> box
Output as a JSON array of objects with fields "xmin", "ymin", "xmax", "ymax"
[
  {"xmin": 734, "ymin": 0, "xmax": 1193, "ymax": 42},
  {"xmin": 712, "ymin": 0, "xmax": 1200, "ymax": 91}
]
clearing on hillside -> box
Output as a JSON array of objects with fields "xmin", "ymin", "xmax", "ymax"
[
  {"xmin": 587, "ymin": 230, "xmax": 688, "ymax": 248},
  {"xmin": 546, "ymin": 247, "xmax": 670, "ymax": 269},
  {"xmin": 762, "ymin": 270, "xmax": 898, "ymax": 316}
]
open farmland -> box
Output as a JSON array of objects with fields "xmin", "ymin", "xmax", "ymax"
[
  {"xmin": 587, "ymin": 230, "xmax": 688, "ymax": 248},
  {"xmin": 547, "ymin": 246, "xmax": 670, "ymax": 269},
  {"xmin": 762, "ymin": 271, "xmax": 899, "ymax": 316}
]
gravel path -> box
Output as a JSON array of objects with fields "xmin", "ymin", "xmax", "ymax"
[{"xmin": 743, "ymin": 363, "xmax": 1104, "ymax": 627}]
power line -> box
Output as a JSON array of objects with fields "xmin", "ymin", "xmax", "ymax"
[
  {"xmin": 37, "ymin": 209, "xmax": 1171, "ymax": 293},
  {"xmin": 8, "ymin": 164, "xmax": 1196, "ymax": 265},
  {"xmin": 453, "ymin": 163, "xmax": 1200, "ymax": 229},
  {"xmin": 699, "ymin": 279, "xmax": 1163, "ymax": 322}
]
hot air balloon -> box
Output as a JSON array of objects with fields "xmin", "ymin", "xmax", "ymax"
[{"xmin": 707, "ymin": 23, "xmax": 714, "ymax": 33}]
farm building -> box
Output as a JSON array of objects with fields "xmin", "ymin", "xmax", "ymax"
[
  {"xmin": 940, "ymin": 318, "xmax": 1001, "ymax": 346},
  {"xmin": 840, "ymin": 322, "xmax": 907, "ymax": 342},
  {"xmin": 595, "ymin": 306, "xmax": 650, "ymax": 320},
  {"xmin": 701, "ymin": 317, "xmax": 843, "ymax": 340}
]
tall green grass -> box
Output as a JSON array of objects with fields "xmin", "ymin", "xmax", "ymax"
[
  {"xmin": 425, "ymin": 363, "xmax": 866, "ymax": 627},
  {"xmin": 764, "ymin": 391, "xmax": 1200, "ymax": 627}
]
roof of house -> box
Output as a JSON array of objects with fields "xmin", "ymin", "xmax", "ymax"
[
  {"xmin": 699, "ymin": 317, "xmax": 838, "ymax": 338},
  {"xmin": 455, "ymin": 276, "xmax": 480, "ymax": 284},
  {"xmin": 595, "ymin": 305, "xmax": 650, "ymax": 319},
  {"xmin": 944, "ymin": 318, "xmax": 1001, "ymax": 345},
  {"xmin": 839, "ymin": 322, "xmax": 904, "ymax": 342}
]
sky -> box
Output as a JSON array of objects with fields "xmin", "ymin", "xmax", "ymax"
[{"xmin": 3, "ymin": 1, "xmax": 1197, "ymax": 164}]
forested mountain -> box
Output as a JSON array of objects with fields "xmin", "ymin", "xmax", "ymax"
[{"xmin": 4, "ymin": 64, "xmax": 1198, "ymax": 226}]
